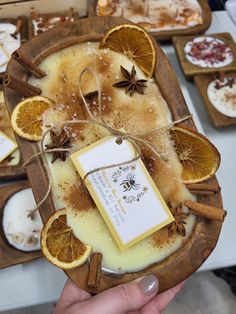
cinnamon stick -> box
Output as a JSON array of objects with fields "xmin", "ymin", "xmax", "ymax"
[
  {"xmin": 69, "ymin": 7, "xmax": 74, "ymax": 18},
  {"xmin": 187, "ymin": 183, "xmax": 221, "ymax": 194},
  {"xmin": 190, "ymin": 190, "xmax": 215, "ymax": 196},
  {"xmin": 42, "ymin": 15, "xmax": 48, "ymax": 26},
  {"xmin": 3, "ymin": 74, "xmax": 42, "ymax": 97},
  {"xmin": 87, "ymin": 253, "xmax": 102, "ymax": 291},
  {"xmin": 16, "ymin": 19, "xmax": 22, "ymax": 33},
  {"xmin": 219, "ymin": 70, "xmax": 225, "ymax": 82},
  {"xmin": 146, "ymin": 5, "xmax": 150, "ymax": 17},
  {"xmin": 31, "ymin": 11, "xmax": 39, "ymax": 21},
  {"xmin": 84, "ymin": 90, "xmax": 98, "ymax": 98},
  {"xmin": 184, "ymin": 200, "xmax": 227, "ymax": 223},
  {"xmin": 12, "ymin": 50, "xmax": 46, "ymax": 79}
]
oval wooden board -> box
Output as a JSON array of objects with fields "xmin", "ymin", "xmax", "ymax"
[
  {"xmin": 0, "ymin": 181, "xmax": 42, "ymax": 269},
  {"xmin": 88, "ymin": 0, "xmax": 212, "ymax": 41},
  {"xmin": 4, "ymin": 17, "xmax": 223, "ymax": 293}
]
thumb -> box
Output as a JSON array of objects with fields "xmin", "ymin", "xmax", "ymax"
[{"xmin": 80, "ymin": 275, "xmax": 159, "ymax": 314}]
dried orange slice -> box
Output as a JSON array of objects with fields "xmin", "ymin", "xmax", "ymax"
[
  {"xmin": 11, "ymin": 96, "xmax": 53, "ymax": 141},
  {"xmin": 170, "ymin": 126, "xmax": 220, "ymax": 183},
  {"xmin": 100, "ymin": 24, "xmax": 156, "ymax": 78},
  {"xmin": 41, "ymin": 209, "xmax": 92, "ymax": 270}
]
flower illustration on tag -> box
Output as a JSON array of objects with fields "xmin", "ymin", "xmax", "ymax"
[{"xmin": 120, "ymin": 173, "xmax": 140, "ymax": 192}]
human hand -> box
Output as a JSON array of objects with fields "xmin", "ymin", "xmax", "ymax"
[{"xmin": 54, "ymin": 275, "xmax": 184, "ymax": 314}]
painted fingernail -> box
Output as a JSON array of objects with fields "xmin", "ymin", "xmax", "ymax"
[{"xmin": 139, "ymin": 275, "xmax": 159, "ymax": 295}]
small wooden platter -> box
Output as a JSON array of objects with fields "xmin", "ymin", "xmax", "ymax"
[
  {"xmin": 0, "ymin": 181, "xmax": 42, "ymax": 270},
  {"xmin": 173, "ymin": 32, "xmax": 236, "ymax": 80},
  {"xmin": 4, "ymin": 17, "xmax": 223, "ymax": 293},
  {"xmin": 0, "ymin": 86, "xmax": 26, "ymax": 181},
  {"xmin": 0, "ymin": 16, "xmax": 28, "ymax": 81},
  {"xmin": 28, "ymin": 10, "xmax": 80, "ymax": 39},
  {"xmin": 194, "ymin": 72, "xmax": 236, "ymax": 127},
  {"xmin": 88, "ymin": 0, "xmax": 211, "ymax": 41}
]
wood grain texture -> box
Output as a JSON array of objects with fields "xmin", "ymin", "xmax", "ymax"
[
  {"xmin": 194, "ymin": 72, "xmax": 236, "ymax": 127},
  {"xmin": 0, "ymin": 181, "xmax": 42, "ymax": 269},
  {"xmin": 28, "ymin": 11, "xmax": 80, "ymax": 39},
  {"xmin": 0, "ymin": 16, "xmax": 28, "ymax": 82},
  {"xmin": 4, "ymin": 17, "xmax": 223, "ymax": 293},
  {"xmin": 173, "ymin": 33, "xmax": 236, "ymax": 80},
  {"xmin": 0, "ymin": 164, "xmax": 26, "ymax": 181},
  {"xmin": 88, "ymin": 0, "xmax": 211, "ymax": 41}
]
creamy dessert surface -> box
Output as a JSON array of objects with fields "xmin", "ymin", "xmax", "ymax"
[
  {"xmin": 97, "ymin": 0, "xmax": 203, "ymax": 31},
  {"xmin": 207, "ymin": 77, "xmax": 236, "ymax": 117},
  {"xmin": 30, "ymin": 42, "xmax": 196, "ymax": 272},
  {"xmin": 0, "ymin": 91, "xmax": 20, "ymax": 167}
]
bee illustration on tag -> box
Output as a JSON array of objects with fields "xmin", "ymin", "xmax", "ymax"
[{"xmin": 120, "ymin": 173, "xmax": 140, "ymax": 192}]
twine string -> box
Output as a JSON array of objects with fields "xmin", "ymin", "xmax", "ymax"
[{"xmin": 24, "ymin": 67, "xmax": 192, "ymax": 217}]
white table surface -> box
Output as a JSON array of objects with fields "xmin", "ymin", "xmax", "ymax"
[{"xmin": 1, "ymin": 11, "xmax": 236, "ymax": 312}]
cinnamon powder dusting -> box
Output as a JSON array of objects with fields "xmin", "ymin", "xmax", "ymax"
[
  {"xmin": 152, "ymin": 228, "xmax": 173, "ymax": 248},
  {"xmin": 63, "ymin": 185, "xmax": 96, "ymax": 212}
]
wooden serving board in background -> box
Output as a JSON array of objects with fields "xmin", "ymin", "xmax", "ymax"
[
  {"xmin": 194, "ymin": 72, "xmax": 236, "ymax": 127},
  {"xmin": 0, "ymin": 86, "xmax": 26, "ymax": 181},
  {"xmin": 173, "ymin": 32, "xmax": 236, "ymax": 80},
  {"xmin": 0, "ymin": 181, "xmax": 42, "ymax": 269},
  {"xmin": 4, "ymin": 17, "xmax": 223, "ymax": 293},
  {"xmin": 28, "ymin": 10, "xmax": 80, "ymax": 39},
  {"xmin": 88, "ymin": 0, "xmax": 211, "ymax": 41}
]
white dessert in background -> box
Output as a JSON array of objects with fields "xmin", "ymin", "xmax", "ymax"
[
  {"xmin": 96, "ymin": 0, "xmax": 203, "ymax": 31},
  {"xmin": 32, "ymin": 16, "xmax": 74, "ymax": 36},
  {"xmin": 184, "ymin": 37, "xmax": 234, "ymax": 68},
  {"xmin": 207, "ymin": 77, "xmax": 236, "ymax": 117},
  {"xmin": 0, "ymin": 91, "xmax": 20, "ymax": 167},
  {"xmin": 0, "ymin": 23, "xmax": 21, "ymax": 73},
  {"xmin": 29, "ymin": 42, "xmax": 196, "ymax": 272},
  {"xmin": 3, "ymin": 188, "xmax": 43, "ymax": 252}
]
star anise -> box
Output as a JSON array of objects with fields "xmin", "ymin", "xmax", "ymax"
[
  {"xmin": 215, "ymin": 78, "xmax": 236, "ymax": 89},
  {"xmin": 168, "ymin": 203, "xmax": 188, "ymax": 237},
  {"xmin": 113, "ymin": 66, "xmax": 148, "ymax": 96},
  {"xmin": 6, "ymin": 155, "xmax": 15, "ymax": 162},
  {"xmin": 45, "ymin": 129, "xmax": 71, "ymax": 163},
  {"xmin": 10, "ymin": 32, "xmax": 18, "ymax": 39}
]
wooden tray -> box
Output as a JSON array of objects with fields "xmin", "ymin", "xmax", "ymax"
[
  {"xmin": 0, "ymin": 86, "xmax": 26, "ymax": 181},
  {"xmin": 88, "ymin": 0, "xmax": 211, "ymax": 41},
  {"xmin": 28, "ymin": 10, "xmax": 80, "ymax": 39},
  {"xmin": 173, "ymin": 32, "xmax": 236, "ymax": 80},
  {"xmin": 0, "ymin": 16, "xmax": 28, "ymax": 81},
  {"xmin": 4, "ymin": 17, "xmax": 223, "ymax": 293},
  {"xmin": 194, "ymin": 72, "xmax": 236, "ymax": 127},
  {"xmin": 0, "ymin": 181, "xmax": 42, "ymax": 269}
]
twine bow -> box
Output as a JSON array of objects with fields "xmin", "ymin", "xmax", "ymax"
[{"xmin": 24, "ymin": 67, "xmax": 192, "ymax": 217}]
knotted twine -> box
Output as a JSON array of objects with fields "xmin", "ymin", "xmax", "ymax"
[{"xmin": 23, "ymin": 68, "xmax": 192, "ymax": 217}]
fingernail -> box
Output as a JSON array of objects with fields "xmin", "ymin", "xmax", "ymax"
[{"xmin": 139, "ymin": 275, "xmax": 159, "ymax": 296}]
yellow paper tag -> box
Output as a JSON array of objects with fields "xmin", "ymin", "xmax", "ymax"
[
  {"xmin": 71, "ymin": 136, "xmax": 174, "ymax": 250},
  {"xmin": 0, "ymin": 130, "xmax": 18, "ymax": 163}
]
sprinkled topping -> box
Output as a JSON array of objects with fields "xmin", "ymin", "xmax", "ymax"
[{"xmin": 184, "ymin": 37, "xmax": 233, "ymax": 68}]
